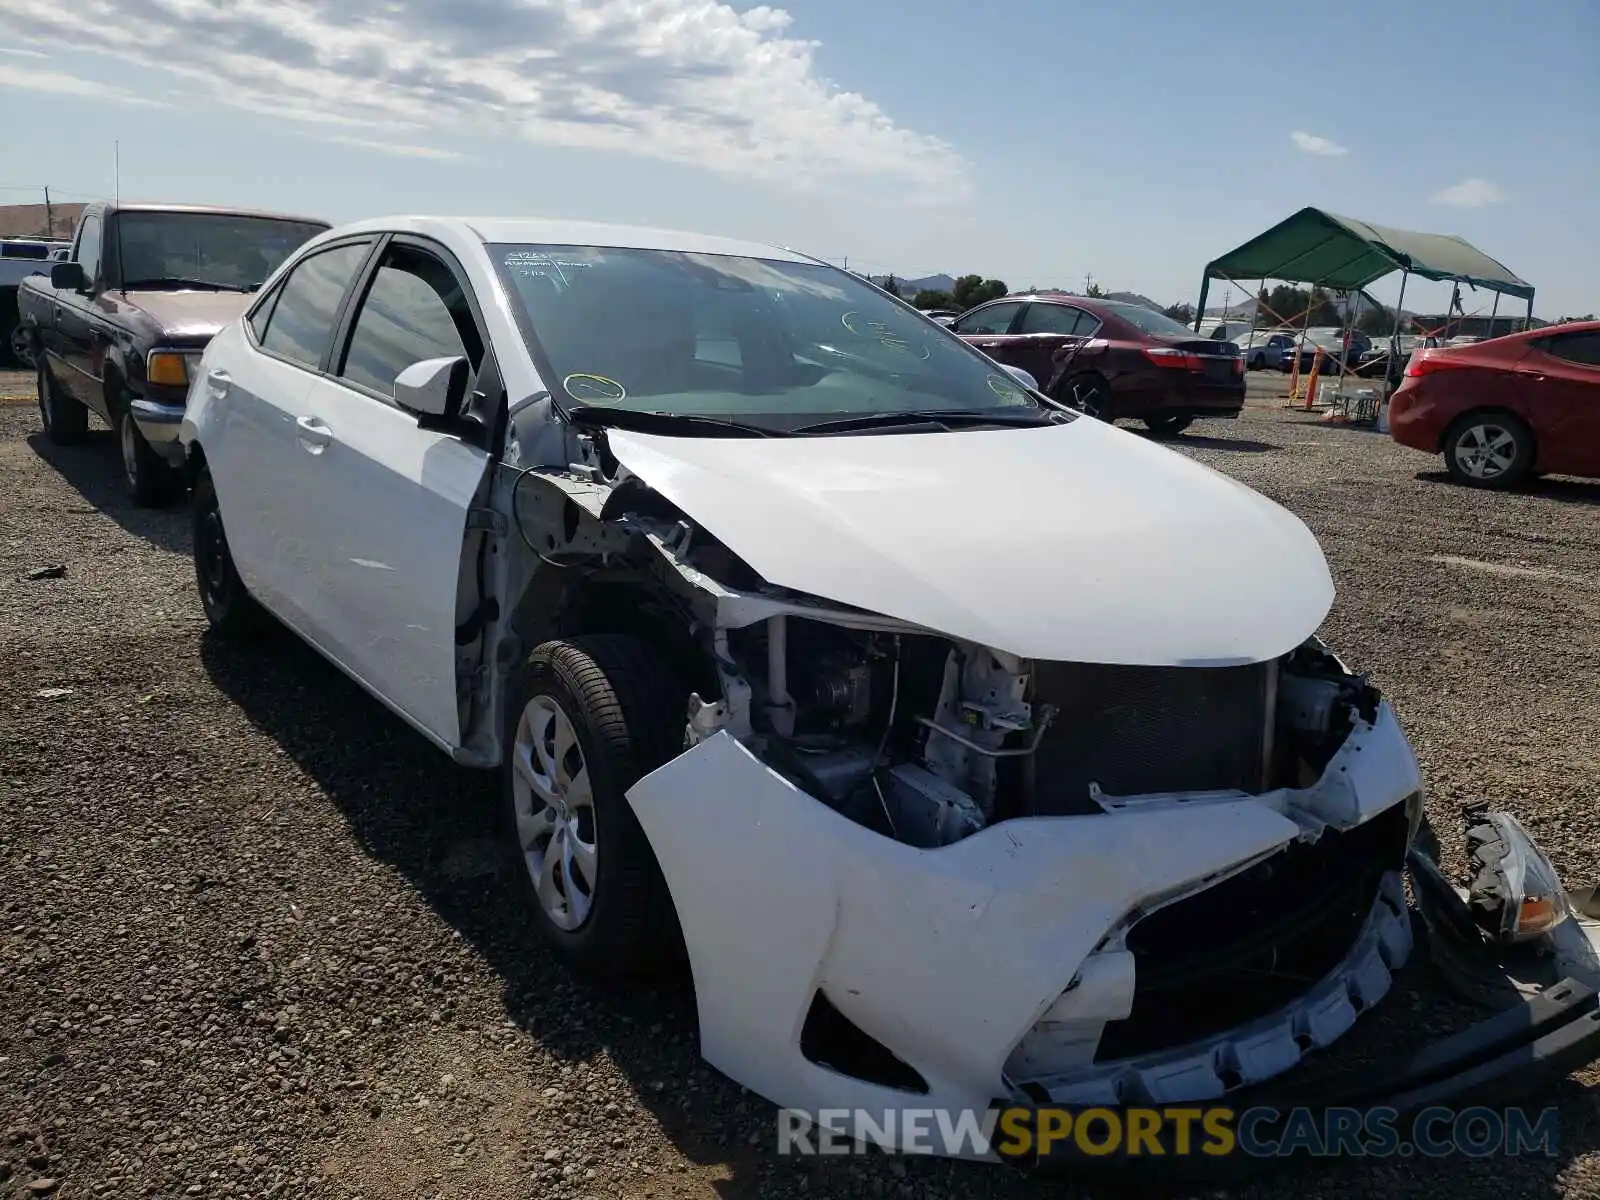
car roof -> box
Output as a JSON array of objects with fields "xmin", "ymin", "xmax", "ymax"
[{"xmin": 319, "ymin": 215, "xmax": 812, "ymax": 263}]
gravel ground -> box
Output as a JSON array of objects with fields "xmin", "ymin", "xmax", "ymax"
[{"xmin": 2, "ymin": 369, "xmax": 1599, "ymax": 1200}]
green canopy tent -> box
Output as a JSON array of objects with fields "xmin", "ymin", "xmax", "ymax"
[{"xmin": 1194, "ymin": 207, "xmax": 1534, "ymax": 404}]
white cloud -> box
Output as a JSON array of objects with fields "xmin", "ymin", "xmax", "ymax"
[
  {"xmin": 1291, "ymin": 130, "xmax": 1348, "ymax": 156},
  {"xmin": 0, "ymin": 0, "xmax": 965, "ymax": 193},
  {"xmin": 322, "ymin": 134, "xmax": 466, "ymax": 161},
  {"xmin": 0, "ymin": 45, "xmax": 48, "ymax": 58},
  {"xmin": 0, "ymin": 61, "xmax": 163, "ymax": 105},
  {"xmin": 1431, "ymin": 177, "xmax": 1505, "ymax": 208}
]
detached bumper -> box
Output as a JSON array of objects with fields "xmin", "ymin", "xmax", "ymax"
[
  {"xmin": 130, "ymin": 398, "xmax": 187, "ymax": 468},
  {"xmin": 998, "ymin": 974, "xmax": 1600, "ymax": 1180}
]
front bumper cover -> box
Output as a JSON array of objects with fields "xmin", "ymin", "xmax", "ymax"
[
  {"xmin": 997, "ymin": 973, "xmax": 1600, "ymax": 1180},
  {"xmin": 130, "ymin": 397, "xmax": 187, "ymax": 468}
]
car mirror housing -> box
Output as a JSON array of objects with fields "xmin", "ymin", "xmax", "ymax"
[
  {"xmin": 395, "ymin": 356, "xmax": 469, "ymax": 419},
  {"xmin": 51, "ymin": 261, "xmax": 87, "ymax": 292},
  {"xmin": 1001, "ymin": 364, "xmax": 1039, "ymax": 391}
]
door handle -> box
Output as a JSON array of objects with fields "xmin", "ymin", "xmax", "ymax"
[
  {"xmin": 1517, "ymin": 370, "xmax": 1546, "ymax": 382},
  {"xmin": 207, "ymin": 369, "xmax": 232, "ymax": 398},
  {"xmin": 295, "ymin": 415, "xmax": 333, "ymax": 453}
]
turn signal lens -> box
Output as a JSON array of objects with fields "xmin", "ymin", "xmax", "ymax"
[
  {"xmin": 1513, "ymin": 894, "xmax": 1564, "ymax": 940},
  {"xmin": 147, "ymin": 351, "xmax": 189, "ymax": 387}
]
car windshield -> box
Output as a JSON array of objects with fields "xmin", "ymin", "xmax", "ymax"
[
  {"xmin": 1103, "ymin": 302, "xmax": 1201, "ymax": 338},
  {"xmin": 117, "ymin": 211, "xmax": 328, "ymax": 291},
  {"xmin": 491, "ymin": 243, "xmax": 1041, "ymax": 423}
]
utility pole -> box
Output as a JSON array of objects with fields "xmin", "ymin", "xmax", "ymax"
[
  {"xmin": 1083, "ymin": 271, "xmax": 1093, "ymax": 294},
  {"xmin": 44, "ymin": 185, "xmax": 54, "ymax": 239}
]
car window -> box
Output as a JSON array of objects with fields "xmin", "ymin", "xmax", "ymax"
[
  {"xmin": 951, "ymin": 302, "xmax": 1023, "ymax": 335},
  {"xmin": 73, "ymin": 215, "xmax": 102, "ymax": 276},
  {"xmin": 258, "ymin": 242, "xmax": 371, "ymax": 371},
  {"xmin": 1017, "ymin": 304, "xmax": 1086, "ymax": 335},
  {"xmin": 116, "ymin": 211, "xmax": 329, "ymax": 291},
  {"xmin": 247, "ymin": 279, "xmax": 284, "ymax": 343},
  {"xmin": 338, "ymin": 244, "xmax": 484, "ymax": 397},
  {"xmin": 1543, "ymin": 331, "xmax": 1600, "ymax": 368}
]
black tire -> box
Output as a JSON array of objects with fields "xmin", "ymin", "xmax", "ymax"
[
  {"xmin": 192, "ymin": 465, "xmax": 268, "ymax": 637},
  {"xmin": 1249, "ymin": 352, "xmax": 1266, "ymax": 370},
  {"xmin": 6, "ymin": 320, "xmax": 32, "ymax": 368},
  {"xmin": 37, "ymin": 359, "xmax": 88, "ymax": 445},
  {"xmin": 1442, "ymin": 411, "xmax": 1533, "ymax": 490},
  {"xmin": 504, "ymin": 635, "xmax": 686, "ymax": 980},
  {"xmin": 1143, "ymin": 413, "xmax": 1194, "ymax": 439},
  {"xmin": 1060, "ymin": 373, "xmax": 1114, "ymax": 422},
  {"xmin": 118, "ymin": 403, "xmax": 180, "ymax": 507}
]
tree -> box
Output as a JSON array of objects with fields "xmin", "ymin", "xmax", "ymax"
[
  {"xmin": 1355, "ymin": 304, "xmax": 1396, "ymax": 336},
  {"xmin": 951, "ymin": 275, "xmax": 1008, "ymax": 310},
  {"xmin": 1163, "ymin": 302, "xmax": 1194, "ymax": 325},
  {"xmin": 881, "ymin": 275, "xmax": 901, "ymax": 298},
  {"xmin": 912, "ymin": 289, "xmax": 955, "ymax": 310},
  {"xmin": 1085, "ymin": 281, "xmax": 1106, "ymax": 298}
]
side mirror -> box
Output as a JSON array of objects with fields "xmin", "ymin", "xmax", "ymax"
[
  {"xmin": 51, "ymin": 261, "xmax": 87, "ymax": 292},
  {"xmin": 395, "ymin": 355, "xmax": 469, "ymax": 418},
  {"xmin": 1001, "ymin": 364, "xmax": 1039, "ymax": 391}
]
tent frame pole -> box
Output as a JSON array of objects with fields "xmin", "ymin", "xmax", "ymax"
[
  {"xmin": 1386, "ymin": 271, "xmax": 1410, "ymax": 393},
  {"xmin": 1489, "ymin": 292, "xmax": 1501, "ymax": 339}
]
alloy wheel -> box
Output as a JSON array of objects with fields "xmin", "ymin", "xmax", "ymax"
[
  {"xmin": 120, "ymin": 412, "xmax": 141, "ymax": 490},
  {"xmin": 1452, "ymin": 422, "xmax": 1518, "ymax": 481},
  {"xmin": 511, "ymin": 695, "xmax": 599, "ymax": 932}
]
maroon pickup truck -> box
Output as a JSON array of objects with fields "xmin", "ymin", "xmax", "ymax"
[{"xmin": 17, "ymin": 201, "xmax": 328, "ymax": 505}]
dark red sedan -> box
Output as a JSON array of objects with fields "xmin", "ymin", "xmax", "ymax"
[
  {"xmin": 948, "ymin": 294, "xmax": 1244, "ymax": 437},
  {"xmin": 1387, "ymin": 320, "xmax": 1600, "ymax": 488}
]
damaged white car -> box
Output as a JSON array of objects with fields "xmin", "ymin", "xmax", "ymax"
[{"xmin": 181, "ymin": 217, "xmax": 1600, "ymax": 1165}]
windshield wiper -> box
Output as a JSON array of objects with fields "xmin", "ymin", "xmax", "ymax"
[
  {"xmin": 120, "ymin": 277, "xmax": 246, "ymax": 292},
  {"xmin": 790, "ymin": 408, "xmax": 1067, "ymax": 436},
  {"xmin": 563, "ymin": 404, "xmax": 786, "ymax": 438}
]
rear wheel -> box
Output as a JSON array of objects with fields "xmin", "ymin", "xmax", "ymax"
[
  {"xmin": 1143, "ymin": 414, "xmax": 1194, "ymax": 439},
  {"xmin": 118, "ymin": 403, "xmax": 180, "ymax": 507},
  {"xmin": 37, "ymin": 360, "xmax": 88, "ymax": 445},
  {"xmin": 1443, "ymin": 412, "xmax": 1533, "ymax": 489},
  {"xmin": 1061, "ymin": 373, "xmax": 1113, "ymax": 422},
  {"xmin": 505, "ymin": 635, "xmax": 686, "ymax": 979},
  {"xmin": 1249, "ymin": 352, "xmax": 1266, "ymax": 370},
  {"xmin": 192, "ymin": 465, "xmax": 268, "ymax": 636}
]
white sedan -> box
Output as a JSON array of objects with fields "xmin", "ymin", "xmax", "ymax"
[{"xmin": 180, "ymin": 216, "xmax": 1600, "ymax": 1164}]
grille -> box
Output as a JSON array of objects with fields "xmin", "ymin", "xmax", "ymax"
[
  {"xmin": 1028, "ymin": 661, "xmax": 1272, "ymax": 814},
  {"xmin": 1093, "ymin": 802, "xmax": 1410, "ymax": 1063}
]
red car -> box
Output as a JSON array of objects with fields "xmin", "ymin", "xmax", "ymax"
[
  {"xmin": 1387, "ymin": 320, "xmax": 1600, "ymax": 488},
  {"xmin": 948, "ymin": 294, "xmax": 1244, "ymax": 437}
]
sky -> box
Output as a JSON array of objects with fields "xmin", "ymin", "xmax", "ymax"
[{"xmin": 1, "ymin": 0, "xmax": 1596, "ymax": 318}]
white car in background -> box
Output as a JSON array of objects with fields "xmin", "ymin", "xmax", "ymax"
[{"xmin": 179, "ymin": 216, "xmax": 1600, "ymax": 1165}]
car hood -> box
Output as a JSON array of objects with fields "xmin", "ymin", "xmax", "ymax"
[
  {"xmin": 121, "ymin": 289, "xmax": 254, "ymax": 341},
  {"xmin": 605, "ymin": 418, "xmax": 1334, "ymax": 667}
]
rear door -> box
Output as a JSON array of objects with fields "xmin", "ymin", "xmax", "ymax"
[
  {"xmin": 211, "ymin": 236, "xmax": 378, "ymax": 624},
  {"xmin": 1520, "ymin": 329, "xmax": 1600, "ymax": 474},
  {"xmin": 949, "ymin": 300, "xmax": 1026, "ymax": 367},
  {"xmin": 289, "ymin": 235, "xmax": 495, "ymax": 747},
  {"xmin": 1007, "ymin": 302, "xmax": 1095, "ymax": 386}
]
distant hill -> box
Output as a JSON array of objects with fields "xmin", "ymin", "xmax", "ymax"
[
  {"xmin": 0, "ymin": 202, "xmax": 84, "ymax": 240},
  {"xmin": 874, "ymin": 273, "xmax": 958, "ymax": 295}
]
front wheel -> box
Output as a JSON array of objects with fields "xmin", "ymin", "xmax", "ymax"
[
  {"xmin": 37, "ymin": 360, "xmax": 88, "ymax": 445},
  {"xmin": 192, "ymin": 465, "xmax": 268, "ymax": 637},
  {"xmin": 505, "ymin": 635, "xmax": 686, "ymax": 979},
  {"xmin": 1143, "ymin": 413, "xmax": 1194, "ymax": 439},
  {"xmin": 118, "ymin": 405, "xmax": 180, "ymax": 507},
  {"xmin": 1249, "ymin": 352, "xmax": 1265, "ymax": 370},
  {"xmin": 1443, "ymin": 412, "xmax": 1533, "ymax": 489}
]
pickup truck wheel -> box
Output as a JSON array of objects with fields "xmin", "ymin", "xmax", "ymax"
[
  {"xmin": 37, "ymin": 361, "xmax": 88, "ymax": 445},
  {"xmin": 192, "ymin": 466, "xmax": 267, "ymax": 637},
  {"xmin": 8, "ymin": 322, "xmax": 33, "ymax": 367},
  {"xmin": 118, "ymin": 406, "xmax": 179, "ymax": 507},
  {"xmin": 505, "ymin": 635, "xmax": 686, "ymax": 980}
]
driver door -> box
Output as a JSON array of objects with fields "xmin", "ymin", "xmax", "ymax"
[
  {"xmin": 949, "ymin": 300, "xmax": 1026, "ymax": 367},
  {"xmin": 287, "ymin": 236, "xmax": 495, "ymax": 749}
]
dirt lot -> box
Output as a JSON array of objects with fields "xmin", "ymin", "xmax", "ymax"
[{"xmin": 3, "ymin": 369, "xmax": 1599, "ymax": 1200}]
